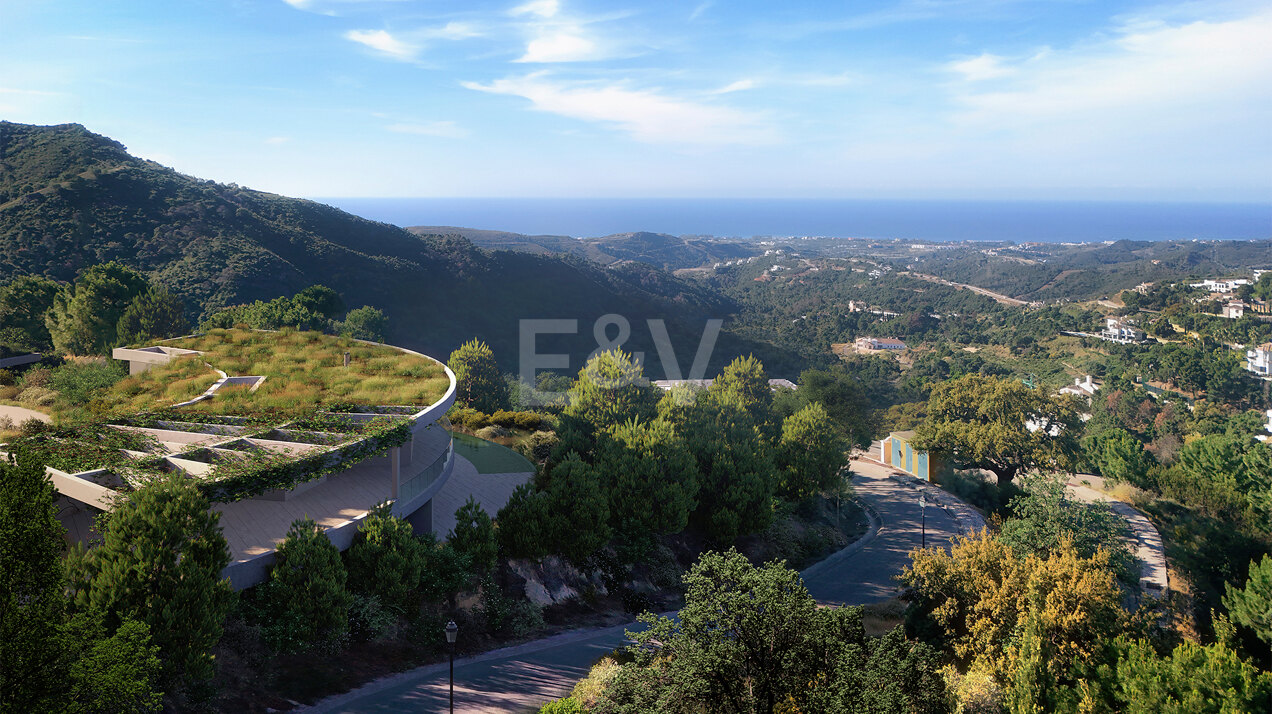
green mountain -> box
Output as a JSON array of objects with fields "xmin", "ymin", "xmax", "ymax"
[
  {"xmin": 0, "ymin": 121, "xmax": 804, "ymax": 378},
  {"xmin": 408, "ymin": 226, "xmax": 762, "ymax": 270}
]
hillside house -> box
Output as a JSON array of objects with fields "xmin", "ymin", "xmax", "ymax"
[
  {"xmin": 855, "ymin": 336, "xmax": 907, "ymax": 351},
  {"xmin": 1058, "ymin": 375, "xmax": 1101, "ymax": 400},
  {"xmin": 1247, "ymin": 342, "xmax": 1272, "ymax": 379},
  {"xmin": 1100, "ymin": 317, "xmax": 1145, "ymax": 344},
  {"xmin": 1222, "ymin": 301, "xmax": 1247, "ymax": 319}
]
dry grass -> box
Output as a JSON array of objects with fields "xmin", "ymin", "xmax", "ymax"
[
  {"xmin": 95, "ymin": 328, "xmax": 449, "ymax": 417},
  {"xmin": 860, "ymin": 597, "xmax": 907, "ymax": 637}
]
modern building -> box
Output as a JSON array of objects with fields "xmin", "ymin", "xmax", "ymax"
[
  {"xmin": 1247, "ymin": 342, "xmax": 1272, "ymax": 379},
  {"xmin": 1059, "ymin": 375, "xmax": 1101, "ymax": 400},
  {"xmin": 1100, "ymin": 317, "xmax": 1146, "ymax": 344},
  {"xmin": 10, "ymin": 331, "xmax": 466, "ymax": 590},
  {"xmin": 881, "ymin": 431, "xmax": 948, "ymax": 483},
  {"xmin": 1190, "ymin": 278, "xmax": 1251, "ymax": 293}
]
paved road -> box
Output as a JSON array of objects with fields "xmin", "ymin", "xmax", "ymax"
[
  {"xmin": 1066, "ymin": 474, "xmax": 1169, "ymax": 595},
  {"xmin": 304, "ymin": 458, "xmax": 969, "ymax": 714}
]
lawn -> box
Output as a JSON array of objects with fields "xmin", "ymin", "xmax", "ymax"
[
  {"xmin": 452, "ymin": 432, "xmax": 535, "ymax": 474},
  {"xmin": 95, "ymin": 328, "xmax": 450, "ymax": 417}
]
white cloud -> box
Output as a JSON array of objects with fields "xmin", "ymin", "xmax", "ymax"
[
  {"xmin": 462, "ymin": 74, "xmax": 776, "ymax": 145},
  {"xmin": 950, "ymin": 10, "xmax": 1272, "ymax": 124},
  {"xmin": 386, "ymin": 121, "xmax": 469, "ymax": 138},
  {"xmin": 712, "ymin": 79, "xmax": 756, "ymax": 94},
  {"xmin": 517, "ymin": 32, "xmax": 598, "ymax": 63},
  {"xmin": 946, "ymin": 53, "xmax": 1015, "ymax": 81},
  {"xmin": 264, "ymin": 136, "xmax": 291, "ymax": 145},
  {"xmin": 689, "ymin": 2, "xmax": 713, "ymax": 21},
  {"xmin": 344, "ymin": 29, "xmax": 419, "ymax": 61},
  {"xmin": 428, "ymin": 21, "xmax": 483, "ymax": 40},
  {"xmin": 510, "ymin": 0, "xmax": 559, "ymax": 19}
]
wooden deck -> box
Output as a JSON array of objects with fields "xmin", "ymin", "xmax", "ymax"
[{"xmin": 214, "ymin": 427, "xmax": 450, "ymax": 562}]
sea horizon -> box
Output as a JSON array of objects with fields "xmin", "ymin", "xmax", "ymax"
[{"xmin": 317, "ymin": 197, "xmax": 1272, "ymax": 244}]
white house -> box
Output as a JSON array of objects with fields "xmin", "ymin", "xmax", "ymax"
[
  {"xmin": 1257, "ymin": 410, "xmax": 1272, "ymax": 443},
  {"xmin": 855, "ymin": 336, "xmax": 907, "ymax": 351},
  {"xmin": 1222, "ymin": 301, "xmax": 1247, "ymax": 319},
  {"xmin": 1247, "ymin": 342, "xmax": 1272, "ymax": 379},
  {"xmin": 1191, "ymin": 278, "xmax": 1251, "ymax": 293},
  {"xmin": 1100, "ymin": 317, "xmax": 1145, "ymax": 344},
  {"xmin": 1059, "ymin": 375, "xmax": 1101, "ymax": 400}
]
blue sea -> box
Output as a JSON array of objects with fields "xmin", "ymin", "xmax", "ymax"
[{"xmin": 317, "ymin": 198, "xmax": 1272, "ymax": 243}]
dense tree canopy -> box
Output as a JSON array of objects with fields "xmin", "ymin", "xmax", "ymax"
[
  {"xmin": 261, "ymin": 518, "xmax": 353, "ymax": 654},
  {"xmin": 46, "ymin": 261, "xmax": 152, "ymax": 355},
  {"xmin": 65, "ymin": 475, "xmax": 233, "ymax": 686},
  {"xmin": 914, "ymin": 374, "xmax": 1081, "ymax": 485},
  {"xmin": 0, "ymin": 274, "xmax": 60, "ymax": 352}
]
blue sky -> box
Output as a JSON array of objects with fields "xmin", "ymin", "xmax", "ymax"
[{"xmin": 2, "ymin": 0, "xmax": 1270, "ymax": 201}]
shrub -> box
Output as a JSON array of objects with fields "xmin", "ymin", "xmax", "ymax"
[
  {"xmin": 514, "ymin": 411, "xmax": 544, "ymax": 430},
  {"xmin": 347, "ymin": 593, "xmax": 399, "ymax": 642},
  {"xmin": 0, "ymin": 385, "xmax": 19, "ymax": 400},
  {"xmin": 19, "ymin": 417, "xmax": 48, "ymax": 435},
  {"xmin": 517, "ymin": 430, "xmax": 558, "ymax": 463},
  {"xmin": 490, "ymin": 410, "xmax": 519, "ymax": 428},
  {"xmin": 260, "ymin": 518, "xmax": 353, "ymax": 654},
  {"xmin": 448, "ymin": 407, "xmax": 490, "ymax": 430},
  {"xmin": 49, "ymin": 360, "xmax": 127, "ymax": 407},
  {"xmin": 17, "ymin": 386, "xmax": 56, "ymax": 407},
  {"xmin": 0, "ymin": 416, "xmax": 12, "ymax": 432},
  {"xmin": 344, "ymin": 504, "xmax": 424, "ymax": 615},
  {"xmin": 19, "ymin": 366, "xmax": 52, "ymax": 388},
  {"xmin": 448, "ymin": 497, "xmax": 498, "ymax": 577},
  {"xmin": 476, "ymin": 425, "xmax": 512, "ymax": 440},
  {"xmin": 0, "ymin": 368, "xmax": 15, "ymax": 386},
  {"xmin": 538, "ymin": 696, "xmax": 584, "ymax": 713}
]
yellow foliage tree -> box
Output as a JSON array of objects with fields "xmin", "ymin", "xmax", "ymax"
[{"xmin": 902, "ymin": 529, "xmax": 1126, "ymax": 687}]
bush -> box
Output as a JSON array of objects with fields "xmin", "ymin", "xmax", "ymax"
[
  {"xmin": 538, "ymin": 697, "xmax": 584, "ymax": 713},
  {"xmin": 448, "ymin": 407, "xmax": 490, "ymax": 431},
  {"xmin": 344, "ymin": 505, "xmax": 424, "ymax": 615},
  {"xmin": 490, "ymin": 410, "xmax": 519, "ymax": 428},
  {"xmin": 514, "ymin": 411, "xmax": 544, "ymax": 430},
  {"xmin": 49, "ymin": 360, "xmax": 127, "ymax": 407},
  {"xmin": 347, "ymin": 593, "xmax": 399, "ymax": 642},
  {"xmin": 476, "ymin": 425, "xmax": 512, "ymax": 440},
  {"xmin": 0, "ymin": 368, "xmax": 14, "ymax": 386},
  {"xmin": 517, "ymin": 430, "xmax": 558, "ymax": 463},
  {"xmin": 19, "ymin": 366, "xmax": 51, "ymax": 388},
  {"xmin": 260, "ymin": 518, "xmax": 353, "ymax": 654},
  {"xmin": 17, "ymin": 386, "xmax": 56, "ymax": 407},
  {"xmin": 0, "ymin": 415, "xmax": 13, "ymax": 432},
  {"xmin": 0, "ymin": 385, "xmax": 19, "ymax": 401},
  {"xmin": 19, "ymin": 417, "xmax": 48, "ymax": 435}
]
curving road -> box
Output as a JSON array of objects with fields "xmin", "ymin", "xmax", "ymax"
[{"xmin": 303, "ymin": 457, "xmax": 971, "ymax": 714}]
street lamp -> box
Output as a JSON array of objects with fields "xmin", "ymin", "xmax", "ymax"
[
  {"xmin": 918, "ymin": 495, "xmax": 927, "ymax": 549},
  {"xmin": 445, "ymin": 620, "xmax": 458, "ymax": 714}
]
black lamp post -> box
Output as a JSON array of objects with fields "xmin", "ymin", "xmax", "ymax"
[
  {"xmin": 918, "ymin": 494, "xmax": 927, "ymax": 549},
  {"xmin": 445, "ymin": 620, "xmax": 458, "ymax": 713}
]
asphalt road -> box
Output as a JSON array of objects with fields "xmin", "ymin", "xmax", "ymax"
[{"xmin": 304, "ymin": 459, "xmax": 962, "ymax": 714}]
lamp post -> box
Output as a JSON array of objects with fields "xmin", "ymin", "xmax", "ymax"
[
  {"xmin": 445, "ymin": 620, "xmax": 458, "ymax": 714},
  {"xmin": 918, "ymin": 495, "xmax": 927, "ymax": 549}
]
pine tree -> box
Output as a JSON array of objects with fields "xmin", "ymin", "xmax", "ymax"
[
  {"xmin": 262, "ymin": 518, "xmax": 353, "ymax": 654},
  {"xmin": 447, "ymin": 339, "xmax": 510, "ymax": 414},
  {"xmin": 449, "ymin": 497, "xmax": 498, "ymax": 577},
  {"xmin": 1223, "ymin": 554, "xmax": 1272, "ymax": 645},
  {"xmin": 66, "ymin": 475, "xmax": 233, "ymax": 685}
]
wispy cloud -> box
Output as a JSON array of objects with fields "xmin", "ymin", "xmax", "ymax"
[
  {"xmin": 344, "ymin": 29, "xmax": 420, "ymax": 61},
  {"xmin": 509, "ymin": 0, "xmax": 613, "ymax": 63},
  {"xmin": 264, "ymin": 136, "xmax": 291, "ymax": 145},
  {"xmin": 386, "ymin": 121, "xmax": 469, "ymax": 138},
  {"xmin": 712, "ymin": 79, "xmax": 756, "ymax": 94},
  {"xmin": 949, "ymin": 9, "xmax": 1272, "ymax": 124},
  {"xmin": 689, "ymin": 2, "xmax": 713, "ymax": 21},
  {"xmin": 946, "ymin": 52, "xmax": 1015, "ymax": 81},
  {"xmin": 462, "ymin": 73, "xmax": 776, "ymax": 145}
]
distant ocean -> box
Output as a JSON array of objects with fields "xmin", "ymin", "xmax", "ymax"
[{"xmin": 317, "ymin": 198, "xmax": 1272, "ymax": 243}]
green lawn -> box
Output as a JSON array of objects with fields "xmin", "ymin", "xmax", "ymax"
[{"xmin": 452, "ymin": 432, "xmax": 534, "ymax": 474}]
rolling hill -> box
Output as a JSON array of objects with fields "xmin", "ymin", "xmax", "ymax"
[{"xmin": 0, "ymin": 121, "xmax": 806, "ymax": 378}]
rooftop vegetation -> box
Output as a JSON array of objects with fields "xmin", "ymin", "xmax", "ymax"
[{"xmin": 97, "ymin": 328, "xmax": 449, "ymax": 417}]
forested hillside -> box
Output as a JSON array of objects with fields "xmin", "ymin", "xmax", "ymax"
[
  {"xmin": 408, "ymin": 226, "xmax": 761, "ymax": 270},
  {"xmin": 0, "ymin": 122, "xmax": 795, "ymax": 377}
]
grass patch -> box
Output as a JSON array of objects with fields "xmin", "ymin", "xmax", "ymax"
[
  {"xmin": 92, "ymin": 328, "xmax": 448, "ymax": 418},
  {"xmin": 453, "ymin": 432, "xmax": 535, "ymax": 474}
]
